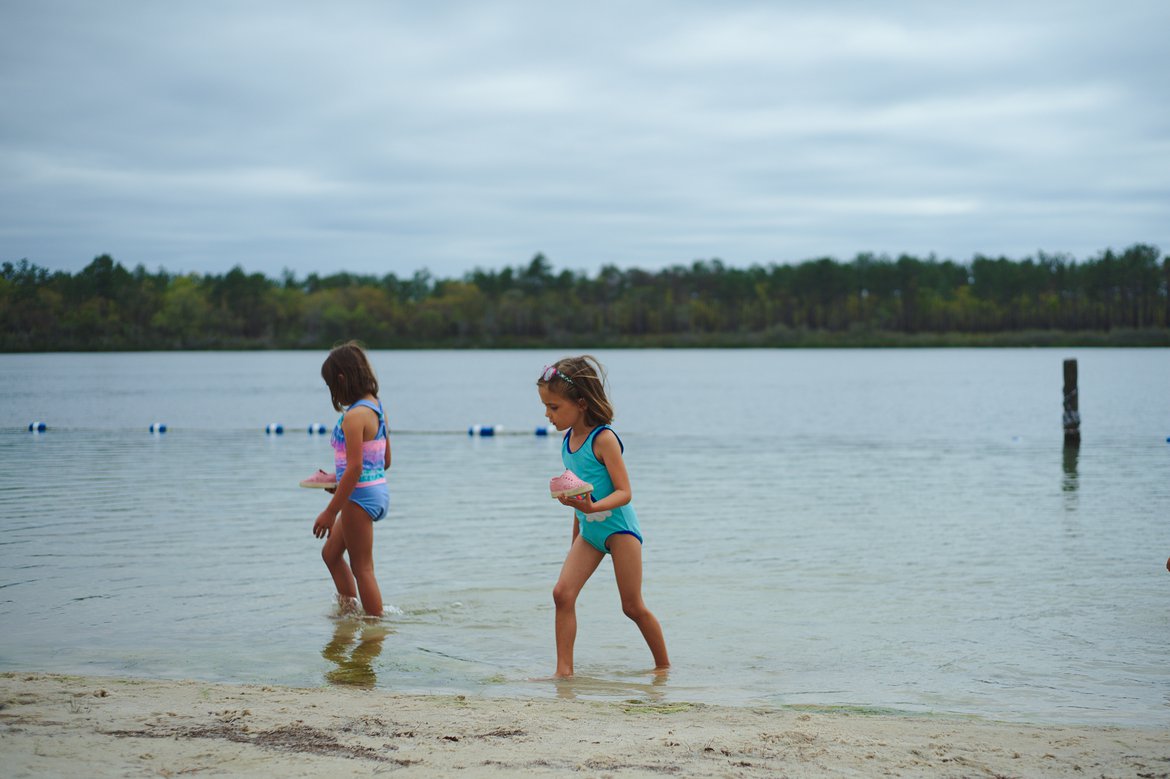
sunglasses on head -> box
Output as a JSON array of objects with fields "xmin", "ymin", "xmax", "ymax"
[{"xmin": 541, "ymin": 365, "xmax": 575, "ymax": 386}]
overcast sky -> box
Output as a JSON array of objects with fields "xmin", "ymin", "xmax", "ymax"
[{"xmin": 2, "ymin": 1, "xmax": 1167, "ymax": 280}]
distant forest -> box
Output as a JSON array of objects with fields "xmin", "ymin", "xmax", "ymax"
[{"xmin": 2, "ymin": 244, "xmax": 1167, "ymax": 350}]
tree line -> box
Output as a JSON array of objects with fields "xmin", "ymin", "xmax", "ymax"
[{"xmin": 2, "ymin": 244, "xmax": 1167, "ymax": 351}]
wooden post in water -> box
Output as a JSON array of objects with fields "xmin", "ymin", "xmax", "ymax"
[{"xmin": 1063, "ymin": 359, "xmax": 1080, "ymax": 445}]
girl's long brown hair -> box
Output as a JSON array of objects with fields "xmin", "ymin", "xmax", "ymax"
[{"xmin": 321, "ymin": 340, "xmax": 379, "ymax": 411}]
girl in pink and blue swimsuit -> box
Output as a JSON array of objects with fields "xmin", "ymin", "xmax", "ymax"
[{"xmin": 312, "ymin": 341, "xmax": 391, "ymax": 618}]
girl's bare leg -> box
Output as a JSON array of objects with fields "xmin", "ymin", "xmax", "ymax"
[
  {"xmin": 609, "ymin": 533, "xmax": 670, "ymax": 670},
  {"xmin": 340, "ymin": 503, "xmax": 382, "ymax": 617},
  {"xmin": 321, "ymin": 516, "xmax": 358, "ymax": 601},
  {"xmin": 551, "ymin": 536, "xmax": 604, "ymax": 677}
]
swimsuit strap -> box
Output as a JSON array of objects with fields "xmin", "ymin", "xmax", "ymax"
[
  {"xmin": 347, "ymin": 398, "xmax": 387, "ymax": 439},
  {"xmin": 565, "ymin": 424, "xmax": 623, "ymax": 455},
  {"xmin": 594, "ymin": 424, "xmax": 624, "ymax": 454}
]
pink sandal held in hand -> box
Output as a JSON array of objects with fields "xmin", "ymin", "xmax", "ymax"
[
  {"xmin": 550, "ymin": 469, "xmax": 593, "ymax": 499},
  {"xmin": 300, "ymin": 469, "xmax": 337, "ymax": 489}
]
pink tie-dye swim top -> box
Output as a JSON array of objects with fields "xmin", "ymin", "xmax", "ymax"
[{"xmin": 331, "ymin": 399, "xmax": 388, "ymax": 487}]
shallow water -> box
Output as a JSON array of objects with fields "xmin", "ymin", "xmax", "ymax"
[{"xmin": 1, "ymin": 348, "xmax": 1168, "ymax": 725}]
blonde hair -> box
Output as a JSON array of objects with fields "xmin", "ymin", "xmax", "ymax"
[
  {"xmin": 321, "ymin": 340, "xmax": 379, "ymax": 411},
  {"xmin": 537, "ymin": 354, "xmax": 614, "ymax": 426}
]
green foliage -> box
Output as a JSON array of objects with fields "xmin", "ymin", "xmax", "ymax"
[{"xmin": 1, "ymin": 246, "xmax": 1167, "ymax": 351}]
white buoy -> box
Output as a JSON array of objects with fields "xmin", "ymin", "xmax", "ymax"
[
  {"xmin": 28, "ymin": 421, "xmax": 47, "ymax": 433},
  {"xmin": 308, "ymin": 423, "xmax": 327, "ymax": 434},
  {"xmin": 266, "ymin": 423, "xmax": 284, "ymax": 435},
  {"xmin": 149, "ymin": 423, "xmax": 168, "ymax": 434}
]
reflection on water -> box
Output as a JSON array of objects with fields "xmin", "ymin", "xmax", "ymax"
[
  {"xmin": 322, "ymin": 619, "xmax": 390, "ymax": 689},
  {"xmin": 1062, "ymin": 441, "xmax": 1079, "ymax": 497},
  {"xmin": 551, "ymin": 669, "xmax": 669, "ymax": 702}
]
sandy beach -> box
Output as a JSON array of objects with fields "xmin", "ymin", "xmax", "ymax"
[{"xmin": 2, "ymin": 673, "xmax": 1166, "ymax": 778}]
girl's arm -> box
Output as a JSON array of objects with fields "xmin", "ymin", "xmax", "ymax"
[
  {"xmin": 313, "ymin": 408, "xmax": 370, "ymax": 537},
  {"xmin": 558, "ymin": 429, "xmax": 631, "ymax": 514},
  {"xmin": 384, "ymin": 435, "xmax": 391, "ymax": 470}
]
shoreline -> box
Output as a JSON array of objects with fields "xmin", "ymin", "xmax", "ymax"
[
  {"xmin": 3, "ymin": 673, "xmax": 1167, "ymax": 777},
  {"xmin": 5, "ymin": 327, "xmax": 1170, "ymax": 352}
]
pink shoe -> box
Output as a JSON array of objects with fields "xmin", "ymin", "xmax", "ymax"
[
  {"xmin": 299, "ymin": 468, "xmax": 337, "ymax": 489},
  {"xmin": 550, "ymin": 470, "xmax": 593, "ymax": 499}
]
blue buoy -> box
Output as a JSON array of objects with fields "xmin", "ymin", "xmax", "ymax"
[
  {"xmin": 308, "ymin": 423, "xmax": 327, "ymax": 434},
  {"xmin": 535, "ymin": 425, "xmax": 549, "ymax": 436},
  {"xmin": 149, "ymin": 423, "xmax": 167, "ymax": 434},
  {"xmin": 28, "ymin": 421, "xmax": 47, "ymax": 433},
  {"xmin": 266, "ymin": 423, "xmax": 284, "ymax": 435},
  {"xmin": 468, "ymin": 425, "xmax": 495, "ymax": 437}
]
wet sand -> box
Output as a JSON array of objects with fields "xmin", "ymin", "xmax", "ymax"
[{"xmin": 2, "ymin": 672, "xmax": 1167, "ymax": 777}]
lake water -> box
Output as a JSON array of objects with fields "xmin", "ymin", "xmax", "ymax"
[{"xmin": 1, "ymin": 348, "xmax": 1168, "ymax": 726}]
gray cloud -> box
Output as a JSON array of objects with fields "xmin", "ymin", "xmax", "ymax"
[{"xmin": 1, "ymin": 0, "xmax": 1166, "ymax": 278}]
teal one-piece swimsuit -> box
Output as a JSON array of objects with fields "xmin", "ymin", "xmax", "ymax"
[{"xmin": 562, "ymin": 425, "xmax": 643, "ymax": 554}]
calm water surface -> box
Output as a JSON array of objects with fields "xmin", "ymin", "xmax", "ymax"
[{"xmin": 1, "ymin": 349, "xmax": 1167, "ymax": 725}]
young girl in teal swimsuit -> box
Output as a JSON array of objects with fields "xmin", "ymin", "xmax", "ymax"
[
  {"xmin": 313, "ymin": 341, "xmax": 390, "ymax": 618},
  {"xmin": 537, "ymin": 355, "xmax": 670, "ymax": 677}
]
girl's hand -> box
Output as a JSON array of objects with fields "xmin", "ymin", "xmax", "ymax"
[
  {"xmin": 313, "ymin": 510, "xmax": 336, "ymax": 539},
  {"xmin": 558, "ymin": 493, "xmax": 595, "ymax": 513}
]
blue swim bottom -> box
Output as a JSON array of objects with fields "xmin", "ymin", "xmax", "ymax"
[
  {"xmin": 577, "ymin": 509, "xmax": 645, "ymax": 552},
  {"xmin": 350, "ymin": 483, "xmax": 388, "ymax": 522}
]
